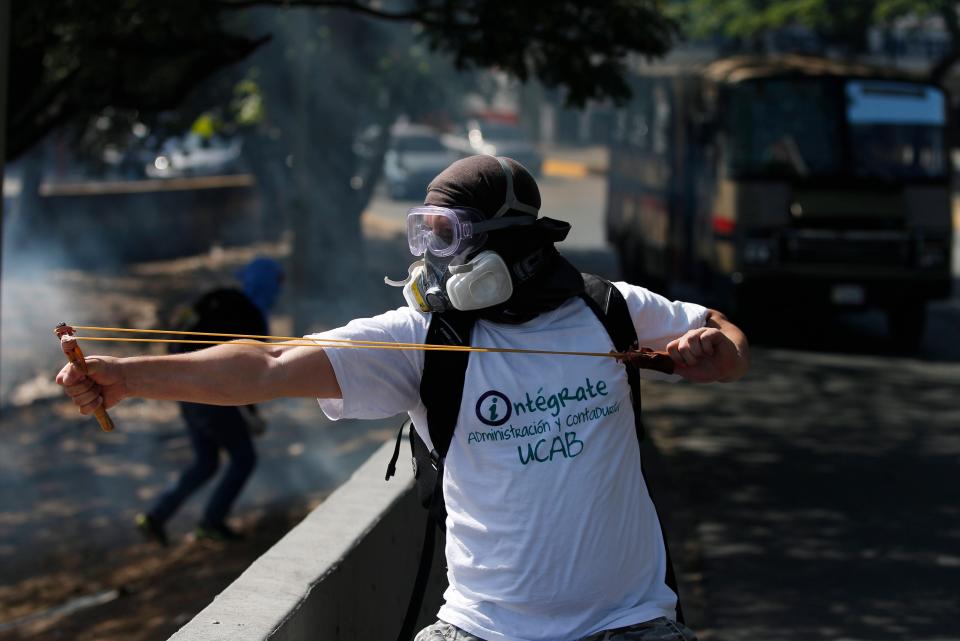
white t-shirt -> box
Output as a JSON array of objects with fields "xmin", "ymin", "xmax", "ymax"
[{"xmin": 311, "ymin": 283, "xmax": 707, "ymax": 641}]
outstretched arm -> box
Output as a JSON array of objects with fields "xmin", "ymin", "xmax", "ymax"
[
  {"xmin": 665, "ymin": 309, "xmax": 749, "ymax": 383},
  {"xmin": 56, "ymin": 342, "xmax": 342, "ymax": 416}
]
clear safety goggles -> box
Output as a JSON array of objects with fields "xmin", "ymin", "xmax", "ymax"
[{"xmin": 406, "ymin": 206, "xmax": 535, "ymax": 258}]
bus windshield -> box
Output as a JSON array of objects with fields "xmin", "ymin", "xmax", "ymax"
[
  {"xmin": 726, "ymin": 78, "xmax": 947, "ymax": 180},
  {"xmin": 846, "ymin": 80, "xmax": 947, "ymax": 179}
]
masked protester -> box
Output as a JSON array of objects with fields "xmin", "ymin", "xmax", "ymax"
[
  {"xmin": 386, "ymin": 156, "xmax": 581, "ymax": 320},
  {"xmin": 57, "ymin": 156, "xmax": 748, "ymax": 641}
]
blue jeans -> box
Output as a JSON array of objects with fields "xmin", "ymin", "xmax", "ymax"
[
  {"xmin": 148, "ymin": 403, "xmax": 257, "ymax": 528},
  {"xmin": 414, "ymin": 617, "xmax": 697, "ymax": 641}
]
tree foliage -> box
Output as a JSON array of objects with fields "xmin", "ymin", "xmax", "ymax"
[
  {"xmin": 672, "ymin": 0, "xmax": 960, "ymax": 78},
  {"xmin": 7, "ymin": 0, "xmax": 678, "ymax": 161},
  {"xmin": 8, "ymin": 1, "xmax": 268, "ymax": 161}
]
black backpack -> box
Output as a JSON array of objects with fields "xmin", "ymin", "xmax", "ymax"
[
  {"xmin": 385, "ymin": 274, "xmax": 682, "ymax": 640},
  {"xmin": 167, "ymin": 288, "xmax": 267, "ymax": 355}
]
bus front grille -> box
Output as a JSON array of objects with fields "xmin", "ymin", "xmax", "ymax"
[{"xmin": 781, "ymin": 231, "xmax": 910, "ymax": 267}]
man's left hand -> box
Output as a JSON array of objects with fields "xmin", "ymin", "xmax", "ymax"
[{"xmin": 665, "ymin": 312, "xmax": 749, "ymax": 383}]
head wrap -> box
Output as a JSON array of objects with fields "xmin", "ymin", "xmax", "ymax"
[{"xmin": 425, "ymin": 155, "xmax": 541, "ymax": 217}]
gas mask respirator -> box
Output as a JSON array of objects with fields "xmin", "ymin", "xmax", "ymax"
[
  {"xmin": 384, "ymin": 156, "xmax": 540, "ymax": 313},
  {"xmin": 386, "ymin": 251, "xmax": 518, "ymax": 313}
]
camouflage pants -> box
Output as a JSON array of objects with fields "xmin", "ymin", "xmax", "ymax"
[{"xmin": 414, "ymin": 616, "xmax": 697, "ymax": 641}]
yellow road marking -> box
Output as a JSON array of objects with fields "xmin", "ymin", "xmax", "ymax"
[{"xmin": 543, "ymin": 159, "xmax": 589, "ymax": 179}]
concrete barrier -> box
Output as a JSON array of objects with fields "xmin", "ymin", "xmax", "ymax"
[{"xmin": 168, "ymin": 439, "xmax": 446, "ymax": 641}]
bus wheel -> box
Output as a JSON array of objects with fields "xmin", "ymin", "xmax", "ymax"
[{"xmin": 887, "ymin": 302, "xmax": 927, "ymax": 352}]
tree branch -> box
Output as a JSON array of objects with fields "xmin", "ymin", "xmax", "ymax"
[{"xmin": 217, "ymin": 0, "xmax": 470, "ymax": 29}]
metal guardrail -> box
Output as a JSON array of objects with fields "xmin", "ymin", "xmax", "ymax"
[{"xmin": 38, "ymin": 174, "xmax": 256, "ymax": 197}]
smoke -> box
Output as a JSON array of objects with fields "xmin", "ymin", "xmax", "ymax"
[
  {"xmin": 2, "ymin": 164, "xmax": 82, "ymax": 406},
  {"xmin": 0, "ymin": 5, "xmax": 471, "ymax": 581}
]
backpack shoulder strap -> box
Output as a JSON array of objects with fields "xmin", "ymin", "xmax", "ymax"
[
  {"xmin": 580, "ymin": 274, "xmax": 637, "ymax": 352},
  {"xmin": 420, "ymin": 310, "xmax": 476, "ymax": 458},
  {"xmin": 579, "ymin": 274, "xmax": 645, "ymax": 443},
  {"xmin": 391, "ymin": 311, "xmax": 475, "ymax": 641},
  {"xmin": 385, "ymin": 310, "xmax": 475, "ymax": 480},
  {"xmin": 580, "ymin": 274, "xmax": 684, "ymax": 621}
]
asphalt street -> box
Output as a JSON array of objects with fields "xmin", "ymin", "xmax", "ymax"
[{"xmin": 646, "ymin": 310, "xmax": 960, "ymax": 641}]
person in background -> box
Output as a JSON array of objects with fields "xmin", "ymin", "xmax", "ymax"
[{"xmin": 135, "ymin": 256, "xmax": 284, "ymax": 545}]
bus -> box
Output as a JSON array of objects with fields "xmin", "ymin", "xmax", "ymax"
[{"xmin": 606, "ymin": 55, "xmax": 953, "ymax": 346}]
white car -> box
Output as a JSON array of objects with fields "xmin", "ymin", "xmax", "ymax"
[
  {"xmin": 383, "ymin": 124, "xmax": 461, "ymax": 200},
  {"xmin": 145, "ymin": 133, "xmax": 243, "ymax": 179},
  {"xmin": 443, "ymin": 120, "xmax": 543, "ymax": 176}
]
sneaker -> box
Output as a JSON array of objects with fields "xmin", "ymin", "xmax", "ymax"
[
  {"xmin": 194, "ymin": 523, "xmax": 244, "ymax": 542},
  {"xmin": 135, "ymin": 513, "xmax": 169, "ymax": 547}
]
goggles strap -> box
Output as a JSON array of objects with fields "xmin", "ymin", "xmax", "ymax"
[
  {"xmin": 493, "ymin": 156, "xmax": 540, "ymax": 218},
  {"xmin": 471, "ymin": 216, "xmax": 536, "ymax": 234}
]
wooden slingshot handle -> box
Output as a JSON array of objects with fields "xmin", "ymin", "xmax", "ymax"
[
  {"xmin": 55, "ymin": 323, "xmax": 115, "ymax": 432},
  {"xmin": 615, "ymin": 347, "xmax": 676, "ymax": 375}
]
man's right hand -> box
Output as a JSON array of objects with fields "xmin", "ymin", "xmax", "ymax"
[
  {"xmin": 56, "ymin": 356, "xmax": 129, "ymax": 415},
  {"xmin": 54, "ymin": 342, "xmax": 342, "ymax": 409}
]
